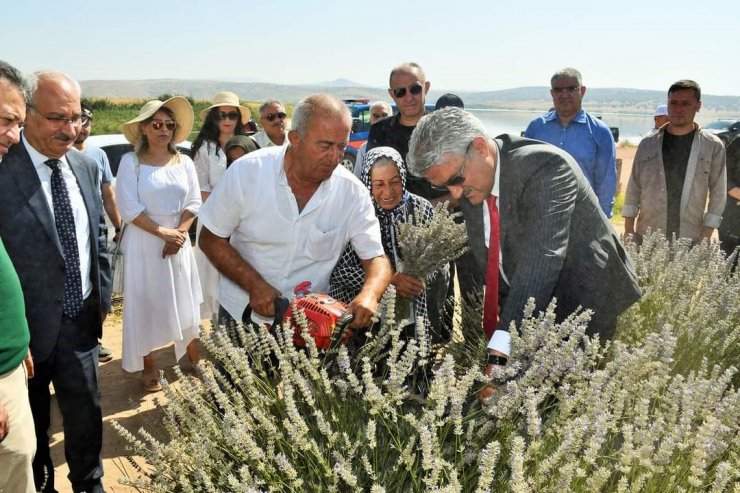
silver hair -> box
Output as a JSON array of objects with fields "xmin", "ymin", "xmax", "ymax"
[
  {"xmin": 290, "ymin": 94, "xmax": 351, "ymax": 139},
  {"xmin": 0, "ymin": 60, "xmax": 29, "ymax": 104},
  {"xmin": 407, "ymin": 107, "xmax": 487, "ymax": 177},
  {"xmin": 28, "ymin": 70, "xmax": 81, "ymax": 102},
  {"xmin": 259, "ymin": 99, "xmax": 284, "ymax": 115},
  {"xmin": 550, "ymin": 67, "xmax": 582, "ymax": 87},
  {"xmin": 369, "ymin": 100, "xmax": 392, "ymax": 113}
]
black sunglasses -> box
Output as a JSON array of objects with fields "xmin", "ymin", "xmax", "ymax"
[
  {"xmin": 151, "ymin": 120, "xmax": 176, "ymax": 131},
  {"xmin": 263, "ymin": 111, "xmax": 287, "ymax": 122},
  {"xmin": 392, "ymin": 83, "xmax": 424, "ymax": 99},
  {"xmin": 216, "ymin": 111, "xmax": 240, "ymax": 122},
  {"xmin": 431, "ymin": 140, "xmax": 473, "ymax": 191}
]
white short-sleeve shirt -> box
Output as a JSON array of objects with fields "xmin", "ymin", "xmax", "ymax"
[{"xmin": 199, "ymin": 145, "xmax": 385, "ymax": 321}]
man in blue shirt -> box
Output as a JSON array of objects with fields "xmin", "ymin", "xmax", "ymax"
[{"xmin": 524, "ymin": 67, "xmax": 617, "ymax": 217}]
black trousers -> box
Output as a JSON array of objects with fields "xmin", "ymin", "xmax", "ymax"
[{"xmin": 29, "ymin": 299, "xmax": 103, "ymax": 493}]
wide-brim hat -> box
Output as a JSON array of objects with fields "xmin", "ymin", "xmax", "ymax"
[
  {"xmin": 122, "ymin": 96, "xmax": 194, "ymax": 145},
  {"xmin": 199, "ymin": 91, "xmax": 252, "ymax": 124}
]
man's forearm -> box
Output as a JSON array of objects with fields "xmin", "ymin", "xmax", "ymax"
[
  {"xmin": 101, "ymin": 183, "xmax": 122, "ymax": 229},
  {"xmin": 359, "ymin": 255, "xmax": 392, "ymax": 301},
  {"xmin": 199, "ymin": 226, "xmax": 265, "ymax": 294}
]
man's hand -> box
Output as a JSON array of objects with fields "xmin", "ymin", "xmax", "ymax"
[
  {"xmin": 695, "ymin": 226, "xmax": 715, "ymax": 245},
  {"xmin": 478, "ymin": 349, "xmax": 507, "ymax": 402},
  {"xmin": 347, "ymin": 291, "xmax": 378, "ymax": 329},
  {"xmin": 249, "ymin": 279, "xmax": 282, "ymax": 318},
  {"xmin": 0, "ymin": 404, "xmax": 8, "ymax": 443},
  {"xmin": 623, "ymin": 216, "xmax": 636, "ymax": 240},
  {"xmin": 161, "ymin": 242, "xmax": 181, "ymax": 258},
  {"xmin": 390, "ymin": 272, "xmax": 424, "ymax": 299},
  {"xmin": 24, "ymin": 349, "xmax": 34, "ymax": 379}
]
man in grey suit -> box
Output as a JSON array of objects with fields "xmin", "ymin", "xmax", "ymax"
[
  {"xmin": 0, "ymin": 71, "xmax": 111, "ymax": 493},
  {"xmin": 407, "ymin": 107, "xmax": 640, "ymax": 378}
]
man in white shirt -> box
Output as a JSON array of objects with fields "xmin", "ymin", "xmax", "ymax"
[
  {"xmin": 252, "ymin": 99, "xmax": 288, "ymax": 148},
  {"xmin": 200, "ymin": 94, "xmax": 391, "ymax": 329}
]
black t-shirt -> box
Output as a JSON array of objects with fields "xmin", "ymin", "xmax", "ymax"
[
  {"xmin": 366, "ymin": 113, "xmax": 448, "ymax": 201},
  {"xmin": 662, "ymin": 130, "xmax": 696, "ymax": 237}
]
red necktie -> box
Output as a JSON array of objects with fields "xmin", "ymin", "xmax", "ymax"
[{"xmin": 483, "ymin": 195, "xmax": 500, "ymax": 339}]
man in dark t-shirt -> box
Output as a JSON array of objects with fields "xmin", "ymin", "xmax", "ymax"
[
  {"xmin": 624, "ymin": 80, "xmax": 726, "ymax": 244},
  {"xmin": 367, "ymin": 62, "xmax": 448, "ymax": 202}
]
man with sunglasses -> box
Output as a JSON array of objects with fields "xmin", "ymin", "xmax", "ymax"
[
  {"xmin": 367, "ymin": 63, "xmax": 448, "ymax": 202},
  {"xmin": 407, "ymin": 107, "xmax": 640, "ymax": 393},
  {"xmin": 524, "ymin": 67, "xmax": 617, "ymax": 218},
  {"xmin": 253, "ymin": 99, "xmax": 288, "ymax": 148},
  {"xmin": 0, "ymin": 71, "xmax": 111, "ymax": 492}
]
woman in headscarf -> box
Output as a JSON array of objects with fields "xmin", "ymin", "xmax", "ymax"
[{"xmin": 330, "ymin": 146, "xmax": 450, "ymax": 342}]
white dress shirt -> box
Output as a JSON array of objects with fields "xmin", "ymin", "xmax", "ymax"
[
  {"xmin": 199, "ymin": 145, "xmax": 385, "ymax": 322},
  {"xmin": 482, "ymin": 143, "xmax": 511, "ymax": 357},
  {"xmin": 23, "ymin": 134, "xmax": 92, "ymax": 300}
]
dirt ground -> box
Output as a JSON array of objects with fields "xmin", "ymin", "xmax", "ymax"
[{"xmin": 44, "ymin": 147, "xmax": 638, "ymax": 492}]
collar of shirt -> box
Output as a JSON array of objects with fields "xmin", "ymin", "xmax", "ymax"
[
  {"xmin": 545, "ymin": 108, "xmax": 587, "ymax": 125},
  {"xmin": 22, "ymin": 131, "xmax": 71, "ymax": 174}
]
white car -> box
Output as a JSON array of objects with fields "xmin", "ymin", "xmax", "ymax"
[{"xmin": 85, "ymin": 134, "xmax": 192, "ymax": 178}]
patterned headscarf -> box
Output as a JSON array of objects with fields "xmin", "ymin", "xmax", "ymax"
[{"xmin": 360, "ymin": 146, "xmax": 410, "ymax": 270}]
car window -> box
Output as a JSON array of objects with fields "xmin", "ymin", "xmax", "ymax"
[{"xmin": 102, "ymin": 143, "xmax": 134, "ymax": 176}]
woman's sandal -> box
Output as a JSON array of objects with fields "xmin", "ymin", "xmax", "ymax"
[{"xmin": 143, "ymin": 372, "xmax": 162, "ymax": 392}]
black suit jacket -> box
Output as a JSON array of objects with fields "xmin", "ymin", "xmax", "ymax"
[
  {"xmin": 0, "ymin": 141, "xmax": 112, "ymax": 363},
  {"xmin": 460, "ymin": 135, "xmax": 641, "ymax": 339}
]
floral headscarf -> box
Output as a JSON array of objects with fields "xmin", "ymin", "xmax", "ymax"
[{"xmin": 360, "ymin": 146, "xmax": 411, "ymax": 269}]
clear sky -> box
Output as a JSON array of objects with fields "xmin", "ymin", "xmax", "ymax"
[{"xmin": 5, "ymin": 0, "xmax": 740, "ymax": 96}]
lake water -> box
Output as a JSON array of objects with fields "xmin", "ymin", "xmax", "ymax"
[{"xmin": 468, "ymin": 108, "xmax": 717, "ymax": 145}]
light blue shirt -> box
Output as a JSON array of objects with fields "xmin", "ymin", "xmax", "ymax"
[{"xmin": 525, "ymin": 109, "xmax": 616, "ymax": 217}]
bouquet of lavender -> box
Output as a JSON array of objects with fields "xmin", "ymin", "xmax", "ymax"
[{"xmin": 395, "ymin": 202, "xmax": 470, "ymax": 279}]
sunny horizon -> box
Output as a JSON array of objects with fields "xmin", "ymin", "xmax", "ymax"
[{"xmin": 5, "ymin": 0, "xmax": 740, "ymax": 96}]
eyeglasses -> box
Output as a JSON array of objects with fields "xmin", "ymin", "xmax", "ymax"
[
  {"xmin": 81, "ymin": 117, "xmax": 92, "ymax": 128},
  {"xmin": 392, "ymin": 83, "xmax": 424, "ymax": 99},
  {"xmin": 431, "ymin": 140, "xmax": 473, "ymax": 191},
  {"xmin": 263, "ymin": 111, "xmax": 287, "ymax": 122},
  {"xmin": 27, "ymin": 104, "xmax": 84, "ymax": 128},
  {"xmin": 551, "ymin": 85, "xmax": 580, "ymax": 94},
  {"xmin": 216, "ymin": 111, "xmax": 240, "ymax": 122},
  {"xmin": 151, "ymin": 119, "xmax": 176, "ymax": 131}
]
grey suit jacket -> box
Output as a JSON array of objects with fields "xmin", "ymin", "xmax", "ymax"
[
  {"xmin": 0, "ymin": 141, "xmax": 112, "ymax": 363},
  {"xmin": 460, "ymin": 135, "xmax": 641, "ymax": 340}
]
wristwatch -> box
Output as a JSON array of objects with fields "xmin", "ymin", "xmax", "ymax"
[{"xmin": 487, "ymin": 354, "xmax": 508, "ymax": 366}]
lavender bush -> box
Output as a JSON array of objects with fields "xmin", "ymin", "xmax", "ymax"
[{"xmin": 115, "ymin": 233, "xmax": 739, "ymax": 492}]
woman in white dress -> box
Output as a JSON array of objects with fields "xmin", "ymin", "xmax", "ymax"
[
  {"xmin": 117, "ymin": 97, "xmax": 202, "ymax": 392},
  {"xmin": 191, "ymin": 92, "xmax": 252, "ymax": 320}
]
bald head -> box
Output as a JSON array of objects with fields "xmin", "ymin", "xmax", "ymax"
[{"xmin": 290, "ymin": 94, "xmax": 351, "ymax": 139}]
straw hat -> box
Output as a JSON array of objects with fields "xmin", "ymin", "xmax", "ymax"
[
  {"xmin": 199, "ymin": 91, "xmax": 252, "ymax": 124},
  {"xmin": 122, "ymin": 96, "xmax": 194, "ymax": 145}
]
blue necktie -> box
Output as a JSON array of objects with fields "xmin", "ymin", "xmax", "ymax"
[{"xmin": 45, "ymin": 159, "xmax": 83, "ymax": 318}]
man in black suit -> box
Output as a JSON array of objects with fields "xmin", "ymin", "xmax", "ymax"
[
  {"xmin": 0, "ymin": 71, "xmax": 111, "ymax": 493},
  {"xmin": 407, "ymin": 107, "xmax": 641, "ymax": 377}
]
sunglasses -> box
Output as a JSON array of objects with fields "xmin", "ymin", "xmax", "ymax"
[
  {"xmin": 216, "ymin": 111, "xmax": 240, "ymax": 122},
  {"xmin": 263, "ymin": 111, "xmax": 287, "ymax": 122},
  {"xmin": 151, "ymin": 120, "xmax": 176, "ymax": 131},
  {"xmin": 392, "ymin": 83, "xmax": 424, "ymax": 99},
  {"xmin": 431, "ymin": 140, "xmax": 473, "ymax": 191}
]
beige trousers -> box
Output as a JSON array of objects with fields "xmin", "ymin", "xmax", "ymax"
[{"xmin": 0, "ymin": 362, "xmax": 36, "ymax": 493}]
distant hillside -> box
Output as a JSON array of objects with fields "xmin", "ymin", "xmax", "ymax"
[{"xmin": 79, "ymin": 80, "xmax": 740, "ymax": 116}]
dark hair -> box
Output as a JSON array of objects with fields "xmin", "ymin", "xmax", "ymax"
[
  {"xmin": 668, "ymin": 79, "xmax": 701, "ymax": 101},
  {"xmin": 0, "ymin": 60, "xmax": 29, "ymax": 103},
  {"xmin": 191, "ymin": 106, "xmax": 246, "ymax": 157},
  {"xmin": 136, "ymin": 106, "xmax": 179, "ymax": 157}
]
